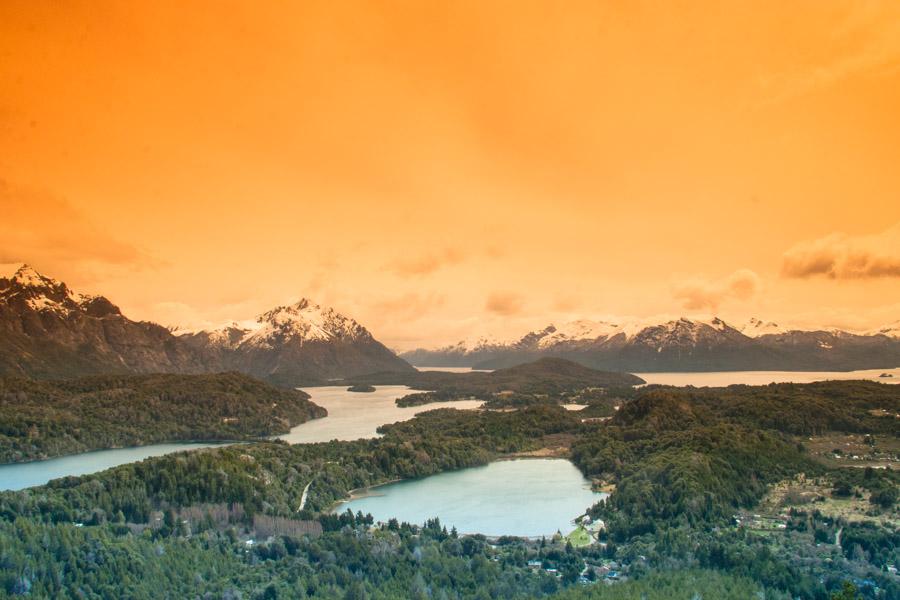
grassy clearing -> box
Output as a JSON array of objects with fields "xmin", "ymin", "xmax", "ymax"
[{"xmin": 565, "ymin": 525, "xmax": 593, "ymax": 547}]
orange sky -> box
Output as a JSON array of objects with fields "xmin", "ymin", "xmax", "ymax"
[{"xmin": 2, "ymin": 1, "xmax": 899, "ymax": 349}]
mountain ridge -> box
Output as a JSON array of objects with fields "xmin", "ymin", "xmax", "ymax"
[
  {"xmin": 0, "ymin": 264, "xmax": 412, "ymax": 384},
  {"xmin": 401, "ymin": 315, "xmax": 900, "ymax": 372}
]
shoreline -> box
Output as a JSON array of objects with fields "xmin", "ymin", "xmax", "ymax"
[
  {"xmin": 329, "ymin": 478, "xmax": 405, "ymax": 513},
  {"xmin": 0, "ymin": 438, "xmax": 241, "ymax": 468}
]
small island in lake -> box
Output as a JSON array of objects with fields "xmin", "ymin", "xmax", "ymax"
[{"xmin": 347, "ymin": 384, "xmax": 377, "ymax": 393}]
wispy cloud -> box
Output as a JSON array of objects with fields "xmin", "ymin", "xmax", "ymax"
[
  {"xmin": 485, "ymin": 291, "xmax": 525, "ymax": 316},
  {"xmin": 673, "ymin": 269, "xmax": 761, "ymax": 311},
  {"xmin": 386, "ymin": 248, "xmax": 465, "ymax": 277},
  {"xmin": 0, "ymin": 179, "xmax": 161, "ymax": 283},
  {"xmin": 781, "ymin": 224, "xmax": 900, "ymax": 279},
  {"xmin": 372, "ymin": 292, "xmax": 446, "ymax": 321},
  {"xmin": 757, "ymin": 4, "xmax": 900, "ymax": 106}
]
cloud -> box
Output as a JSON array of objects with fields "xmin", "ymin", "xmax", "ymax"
[
  {"xmin": 757, "ymin": 5, "xmax": 900, "ymax": 106},
  {"xmin": 552, "ymin": 294, "xmax": 583, "ymax": 312},
  {"xmin": 371, "ymin": 292, "xmax": 446, "ymax": 321},
  {"xmin": 485, "ymin": 291, "xmax": 525, "ymax": 316},
  {"xmin": 386, "ymin": 248, "xmax": 465, "ymax": 277},
  {"xmin": 0, "ymin": 179, "xmax": 161, "ymax": 283},
  {"xmin": 781, "ymin": 224, "xmax": 900, "ymax": 279},
  {"xmin": 673, "ymin": 269, "xmax": 761, "ymax": 311}
]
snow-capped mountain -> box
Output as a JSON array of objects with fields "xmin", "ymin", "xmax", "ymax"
[
  {"xmin": 240, "ymin": 299, "xmax": 369, "ymax": 348},
  {"xmin": 869, "ymin": 320, "xmax": 900, "ymax": 339},
  {"xmin": 739, "ymin": 317, "xmax": 786, "ymax": 337},
  {"xmin": 0, "ymin": 263, "xmax": 208, "ymax": 378},
  {"xmin": 1, "ymin": 263, "xmax": 103, "ymax": 315},
  {"xmin": 0, "ymin": 264, "xmax": 413, "ymax": 384},
  {"xmin": 180, "ymin": 299, "xmax": 413, "ymax": 384},
  {"xmin": 401, "ymin": 315, "xmax": 900, "ymax": 372}
]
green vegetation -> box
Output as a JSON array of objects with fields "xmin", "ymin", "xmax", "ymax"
[
  {"xmin": 0, "ymin": 372, "xmax": 326, "ymax": 463},
  {"xmin": 0, "ymin": 378, "xmax": 897, "ymax": 598},
  {"xmin": 565, "ymin": 525, "xmax": 592, "ymax": 548},
  {"xmin": 388, "ymin": 358, "xmax": 643, "ymax": 408},
  {"xmin": 567, "ymin": 381, "xmax": 900, "ymax": 598},
  {"xmin": 347, "ymin": 384, "xmax": 376, "ymax": 393}
]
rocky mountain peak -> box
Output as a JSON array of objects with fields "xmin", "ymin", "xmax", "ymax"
[
  {"xmin": 740, "ymin": 317, "xmax": 785, "ymax": 337},
  {"xmin": 0, "ymin": 263, "xmax": 106, "ymax": 315},
  {"xmin": 229, "ymin": 298, "xmax": 371, "ymax": 349}
]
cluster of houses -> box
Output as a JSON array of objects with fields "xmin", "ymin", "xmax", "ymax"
[
  {"xmin": 525, "ymin": 557, "xmax": 625, "ymax": 584},
  {"xmin": 732, "ymin": 512, "xmax": 788, "ymax": 531}
]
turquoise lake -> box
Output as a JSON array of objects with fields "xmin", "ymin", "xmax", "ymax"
[{"xmin": 334, "ymin": 458, "xmax": 607, "ymax": 537}]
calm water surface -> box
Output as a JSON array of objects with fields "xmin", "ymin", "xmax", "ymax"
[
  {"xmin": 0, "ymin": 385, "xmax": 481, "ymax": 490},
  {"xmin": 278, "ymin": 385, "xmax": 483, "ymax": 444},
  {"xmin": 636, "ymin": 366, "xmax": 900, "ymax": 387},
  {"xmin": 417, "ymin": 365, "xmax": 900, "ymax": 386},
  {"xmin": 0, "ymin": 442, "xmax": 224, "ymax": 491},
  {"xmin": 2, "ymin": 369, "xmax": 893, "ymax": 491},
  {"xmin": 335, "ymin": 458, "xmax": 606, "ymax": 537}
]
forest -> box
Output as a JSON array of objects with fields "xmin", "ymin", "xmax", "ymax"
[
  {"xmin": 351, "ymin": 357, "xmax": 644, "ymax": 399},
  {"xmin": 0, "ymin": 379, "xmax": 897, "ymax": 598},
  {"xmin": 0, "ymin": 372, "xmax": 326, "ymax": 463}
]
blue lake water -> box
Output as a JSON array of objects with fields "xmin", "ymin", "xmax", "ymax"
[
  {"xmin": 0, "ymin": 442, "xmax": 224, "ymax": 491},
  {"xmin": 334, "ymin": 458, "xmax": 606, "ymax": 537},
  {"xmin": 0, "ymin": 385, "xmax": 481, "ymax": 491}
]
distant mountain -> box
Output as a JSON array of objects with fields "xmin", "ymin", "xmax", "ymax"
[
  {"xmin": 868, "ymin": 320, "xmax": 900, "ymax": 339},
  {"xmin": 401, "ymin": 316, "xmax": 900, "ymax": 372},
  {"xmin": 0, "ymin": 264, "xmax": 412, "ymax": 385},
  {"xmin": 182, "ymin": 299, "xmax": 414, "ymax": 385}
]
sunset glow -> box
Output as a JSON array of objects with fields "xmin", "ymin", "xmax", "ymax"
[{"xmin": 2, "ymin": 1, "xmax": 899, "ymax": 348}]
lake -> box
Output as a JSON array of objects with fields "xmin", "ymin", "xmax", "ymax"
[
  {"xmin": 0, "ymin": 385, "xmax": 482, "ymax": 490},
  {"xmin": 635, "ymin": 366, "xmax": 900, "ymax": 387},
  {"xmin": 0, "ymin": 442, "xmax": 225, "ymax": 491},
  {"xmin": 2, "ymin": 370, "xmax": 894, "ymax": 491},
  {"xmin": 334, "ymin": 458, "xmax": 606, "ymax": 537},
  {"xmin": 419, "ymin": 365, "xmax": 900, "ymax": 386},
  {"xmin": 278, "ymin": 385, "xmax": 483, "ymax": 444}
]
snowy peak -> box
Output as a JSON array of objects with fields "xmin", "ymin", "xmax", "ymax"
[
  {"xmin": 433, "ymin": 333, "xmax": 515, "ymax": 354},
  {"xmin": 198, "ymin": 298, "xmax": 372, "ymax": 350},
  {"xmin": 740, "ymin": 317, "xmax": 785, "ymax": 337},
  {"xmin": 0, "ymin": 263, "xmax": 109, "ymax": 315},
  {"xmin": 630, "ymin": 317, "xmax": 745, "ymax": 349},
  {"xmin": 2, "ymin": 263, "xmax": 65, "ymax": 292},
  {"xmin": 870, "ymin": 320, "xmax": 900, "ymax": 339},
  {"xmin": 533, "ymin": 320, "xmax": 621, "ymax": 348}
]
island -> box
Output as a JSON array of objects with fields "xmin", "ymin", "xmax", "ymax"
[
  {"xmin": 347, "ymin": 357, "xmax": 644, "ymax": 408},
  {"xmin": 347, "ymin": 384, "xmax": 377, "ymax": 393}
]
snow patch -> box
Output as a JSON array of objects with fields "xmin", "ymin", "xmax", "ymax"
[
  {"xmin": 198, "ymin": 299, "xmax": 369, "ymax": 349},
  {"xmin": 740, "ymin": 317, "xmax": 786, "ymax": 337}
]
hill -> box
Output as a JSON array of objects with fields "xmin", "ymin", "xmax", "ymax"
[{"xmin": 0, "ymin": 372, "xmax": 326, "ymax": 463}]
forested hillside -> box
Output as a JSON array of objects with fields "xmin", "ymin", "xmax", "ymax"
[
  {"xmin": 0, "ymin": 372, "xmax": 326, "ymax": 463},
  {"xmin": 0, "ymin": 381, "xmax": 896, "ymax": 598}
]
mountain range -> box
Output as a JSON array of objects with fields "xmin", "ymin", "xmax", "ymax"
[
  {"xmin": 401, "ymin": 316, "xmax": 900, "ymax": 372},
  {"xmin": 0, "ymin": 264, "xmax": 412, "ymax": 385},
  {"xmin": 3, "ymin": 263, "xmax": 898, "ymax": 380}
]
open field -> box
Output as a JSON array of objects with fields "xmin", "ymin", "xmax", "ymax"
[
  {"xmin": 803, "ymin": 432, "xmax": 900, "ymax": 469},
  {"xmin": 756, "ymin": 474, "xmax": 899, "ymax": 528}
]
